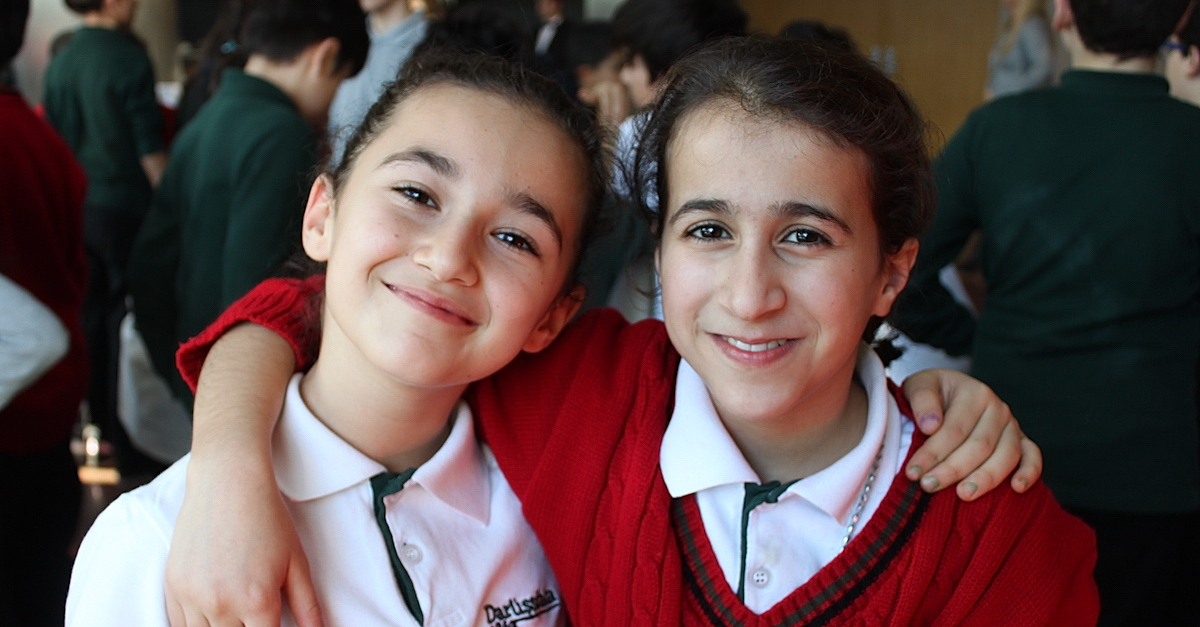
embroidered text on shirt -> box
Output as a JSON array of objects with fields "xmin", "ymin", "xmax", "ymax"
[{"xmin": 484, "ymin": 588, "xmax": 560, "ymax": 626}]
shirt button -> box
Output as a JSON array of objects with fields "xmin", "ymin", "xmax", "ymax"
[
  {"xmin": 401, "ymin": 543, "xmax": 423, "ymax": 564},
  {"xmin": 751, "ymin": 568, "xmax": 770, "ymax": 588}
]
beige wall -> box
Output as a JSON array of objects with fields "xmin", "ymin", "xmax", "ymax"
[{"xmin": 743, "ymin": 0, "xmax": 1002, "ymax": 148}]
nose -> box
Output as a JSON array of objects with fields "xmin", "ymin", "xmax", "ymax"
[
  {"xmin": 719, "ymin": 242, "xmax": 785, "ymax": 321},
  {"xmin": 412, "ymin": 218, "xmax": 480, "ymax": 286}
]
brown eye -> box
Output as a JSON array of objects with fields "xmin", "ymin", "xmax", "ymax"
[
  {"xmin": 494, "ymin": 231, "xmax": 539, "ymax": 256},
  {"xmin": 783, "ymin": 227, "xmax": 829, "ymax": 245},
  {"xmin": 396, "ymin": 186, "xmax": 436, "ymax": 208},
  {"xmin": 686, "ymin": 222, "xmax": 730, "ymax": 240}
]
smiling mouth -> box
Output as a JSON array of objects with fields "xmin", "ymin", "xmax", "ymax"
[
  {"xmin": 721, "ymin": 337, "xmax": 789, "ymax": 352},
  {"xmin": 384, "ymin": 282, "xmax": 479, "ymax": 327}
]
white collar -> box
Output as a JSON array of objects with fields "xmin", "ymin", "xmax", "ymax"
[
  {"xmin": 273, "ymin": 374, "xmax": 491, "ymax": 524},
  {"xmin": 660, "ymin": 344, "xmax": 898, "ymax": 523}
]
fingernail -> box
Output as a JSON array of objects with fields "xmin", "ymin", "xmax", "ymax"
[
  {"xmin": 920, "ymin": 475, "xmax": 940, "ymax": 491},
  {"xmin": 906, "ymin": 464, "xmax": 922, "ymax": 480},
  {"xmin": 918, "ymin": 413, "xmax": 939, "ymax": 431},
  {"xmin": 1015, "ymin": 477, "xmax": 1029, "ymax": 491},
  {"xmin": 961, "ymin": 482, "xmax": 978, "ymax": 499}
]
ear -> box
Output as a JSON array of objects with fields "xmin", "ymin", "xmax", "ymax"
[
  {"xmin": 872, "ymin": 238, "xmax": 919, "ymax": 318},
  {"xmin": 310, "ymin": 37, "xmax": 342, "ymax": 78},
  {"xmin": 1187, "ymin": 45, "xmax": 1200, "ymax": 79},
  {"xmin": 1052, "ymin": 0, "xmax": 1075, "ymax": 32},
  {"xmin": 302, "ymin": 174, "xmax": 336, "ymax": 262},
  {"xmin": 521, "ymin": 284, "xmax": 586, "ymax": 353}
]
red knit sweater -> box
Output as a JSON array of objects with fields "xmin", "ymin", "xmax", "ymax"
[
  {"xmin": 179, "ymin": 277, "xmax": 1099, "ymax": 626},
  {"xmin": 0, "ymin": 89, "xmax": 89, "ymax": 454}
]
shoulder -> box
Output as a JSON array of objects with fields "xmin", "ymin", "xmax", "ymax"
[
  {"xmin": 534, "ymin": 308, "xmax": 673, "ymax": 376},
  {"xmin": 67, "ymin": 458, "xmax": 191, "ymax": 621}
]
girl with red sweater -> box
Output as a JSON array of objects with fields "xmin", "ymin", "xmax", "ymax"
[{"xmin": 165, "ymin": 39, "xmax": 1087, "ymax": 626}]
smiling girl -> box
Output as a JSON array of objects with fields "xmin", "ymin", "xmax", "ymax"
[
  {"xmin": 162, "ymin": 39, "xmax": 1057, "ymax": 627},
  {"xmin": 66, "ymin": 50, "xmax": 609, "ymax": 627}
]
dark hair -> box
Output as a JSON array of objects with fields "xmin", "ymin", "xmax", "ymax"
[
  {"xmin": 1069, "ymin": 0, "xmax": 1193, "ymax": 57},
  {"xmin": 1179, "ymin": 2, "xmax": 1199, "ymax": 48},
  {"xmin": 633, "ymin": 36, "xmax": 934, "ymax": 347},
  {"xmin": 410, "ymin": 3, "xmax": 535, "ymax": 66},
  {"xmin": 236, "ymin": 0, "xmax": 369, "ymax": 76},
  {"xmin": 610, "ymin": 0, "xmax": 746, "ymax": 82},
  {"xmin": 1, "ymin": 0, "xmax": 30, "ymax": 66},
  {"xmin": 64, "ymin": 0, "xmax": 104, "ymax": 15},
  {"xmin": 331, "ymin": 48, "xmax": 611, "ymax": 293}
]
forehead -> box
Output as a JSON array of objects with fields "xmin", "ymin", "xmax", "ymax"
[
  {"xmin": 664, "ymin": 101, "xmax": 874, "ymax": 225},
  {"xmin": 365, "ymin": 83, "xmax": 587, "ymax": 194},
  {"xmin": 349, "ymin": 82, "xmax": 591, "ymax": 251}
]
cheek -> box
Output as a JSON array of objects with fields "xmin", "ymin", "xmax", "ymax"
[
  {"xmin": 658, "ymin": 246, "xmax": 712, "ymax": 325},
  {"xmin": 794, "ymin": 261, "xmax": 886, "ymax": 330}
]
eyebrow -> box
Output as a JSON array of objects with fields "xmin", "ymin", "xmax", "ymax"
[
  {"xmin": 378, "ymin": 148, "xmax": 460, "ymax": 179},
  {"xmin": 668, "ymin": 198, "xmax": 851, "ymax": 233},
  {"xmin": 508, "ymin": 190, "xmax": 564, "ymax": 251}
]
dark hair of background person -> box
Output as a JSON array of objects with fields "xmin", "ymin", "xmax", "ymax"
[
  {"xmin": 176, "ymin": 0, "xmax": 370, "ymax": 131},
  {"xmin": 411, "ymin": 2, "xmax": 536, "ymax": 66},
  {"xmin": 609, "ymin": 0, "xmax": 747, "ymax": 81},
  {"xmin": 238, "ymin": 0, "xmax": 369, "ymax": 76},
  {"xmin": 1, "ymin": 0, "xmax": 30, "ymax": 68},
  {"xmin": 64, "ymin": 0, "xmax": 104, "ymax": 16},
  {"xmin": 780, "ymin": 19, "xmax": 856, "ymax": 53},
  {"xmin": 632, "ymin": 35, "xmax": 933, "ymax": 351},
  {"xmin": 1069, "ymin": 0, "xmax": 1193, "ymax": 57}
]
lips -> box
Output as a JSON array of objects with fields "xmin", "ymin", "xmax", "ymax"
[{"xmin": 384, "ymin": 282, "xmax": 479, "ymax": 327}]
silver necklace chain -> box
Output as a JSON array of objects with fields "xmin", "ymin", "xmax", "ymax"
[{"xmin": 840, "ymin": 442, "xmax": 884, "ymax": 550}]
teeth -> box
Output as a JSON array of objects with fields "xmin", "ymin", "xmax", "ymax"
[{"xmin": 724, "ymin": 337, "xmax": 786, "ymax": 352}]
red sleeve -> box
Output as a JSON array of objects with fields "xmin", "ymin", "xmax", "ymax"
[{"xmin": 175, "ymin": 275, "xmax": 325, "ymax": 392}]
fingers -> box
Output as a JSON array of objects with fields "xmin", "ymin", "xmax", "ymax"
[
  {"xmin": 949, "ymin": 419, "xmax": 1023, "ymax": 501},
  {"xmin": 284, "ymin": 552, "xmax": 324, "ymax": 627},
  {"xmin": 900, "ymin": 369, "xmax": 950, "ymax": 435},
  {"xmin": 908, "ymin": 402, "xmax": 1006, "ymax": 496},
  {"xmin": 1010, "ymin": 433, "xmax": 1043, "ymax": 493}
]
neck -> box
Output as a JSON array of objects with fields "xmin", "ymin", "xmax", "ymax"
[
  {"xmin": 720, "ymin": 372, "xmax": 869, "ymax": 484},
  {"xmin": 82, "ymin": 13, "xmax": 124, "ymax": 29},
  {"xmin": 300, "ymin": 331, "xmax": 464, "ymax": 473},
  {"xmin": 243, "ymin": 55, "xmax": 321, "ymax": 124},
  {"xmin": 1171, "ymin": 80, "xmax": 1200, "ymax": 107},
  {"xmin": 371, "ymin": 1, "xmax": 413, "ymax": 36},
  {"xmin": 1063, "ymin": 27, "xmax": 1157, "ymax": 73}
]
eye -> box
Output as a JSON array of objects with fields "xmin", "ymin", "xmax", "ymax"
[
  {"xmin": 395, "ymin": 185, "xmax": 436, "ymax": 208},
  {"xmin": 782, "ymin": 227, "xmax": 830, "ymax": 246},
  {"xmin": 684, "ymin": 222, "xmax": 731, "ymax": 240},
  {"xmin": 493, "ymin": 231, "xmax": 540, "ymax": 257}
]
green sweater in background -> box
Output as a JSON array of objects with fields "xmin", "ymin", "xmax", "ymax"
[
  {"xmin": 42, "ymin": 26, "xmax": 163, "ymax": 216},
  {"xmin": 896, "ymin": 70, "xmax": 1200, "ymax": 514},
  {"xmin": 129, "ymin": 69, "xmax": 316, "ymax": 402}
]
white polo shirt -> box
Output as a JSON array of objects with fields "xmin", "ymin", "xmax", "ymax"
[
  {"xmin": 67, "ymin": 375, "xmax": 564, "ymax": 627},
  {"xmin": 659, "ymin": 344, "xmax": 913, "ymax": 614}
]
